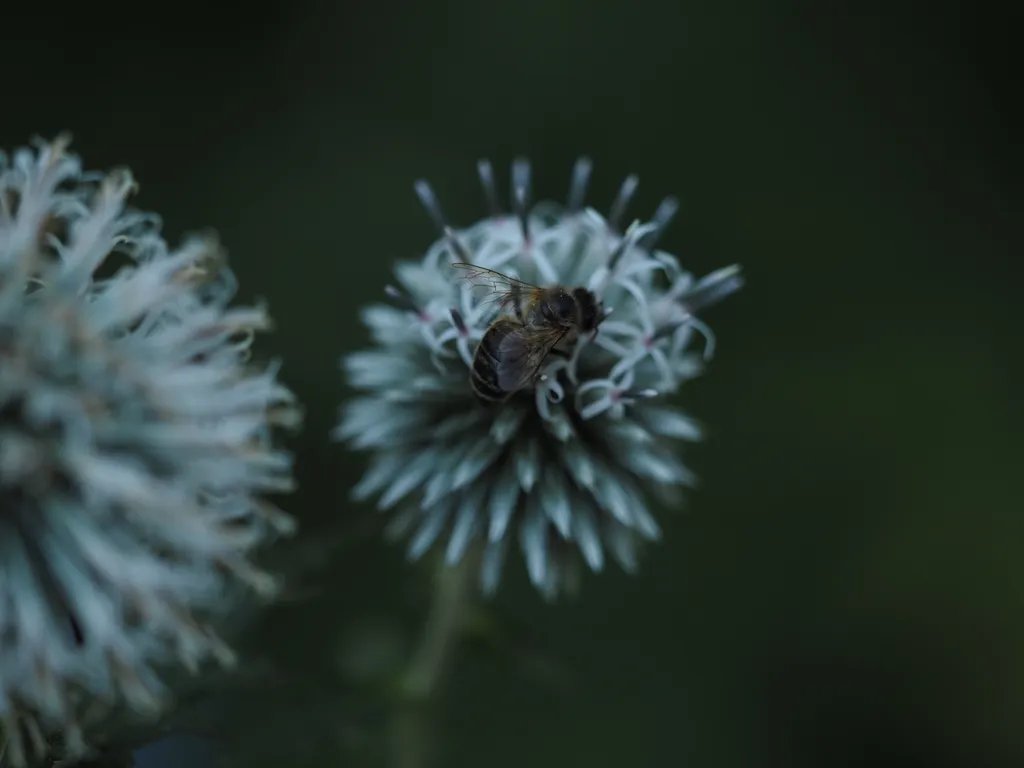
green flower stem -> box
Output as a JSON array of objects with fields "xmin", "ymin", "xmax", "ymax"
[{"xmin": 391, "ymin": 548, "xmax": 480, "ymax": 768}]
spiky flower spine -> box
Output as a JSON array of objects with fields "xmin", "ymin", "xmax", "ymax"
[
  {"xmin": 338, "ymin": 157, "xmax": 742, "ymax": 599},
  {"xmin": 0, "ymin": 137, "xmax": 298, "ymax": 765}
]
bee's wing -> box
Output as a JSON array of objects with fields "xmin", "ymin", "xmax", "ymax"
[
  {"xmin": 451, "ymin": 262, "xmax": 542, "ymax": 315},
  {"xmin": 496, "ymin": 325, "xmax": 569, "ymax": 393}
]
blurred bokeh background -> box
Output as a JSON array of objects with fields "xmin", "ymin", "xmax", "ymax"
[{"xmin": 4, "ymin": 1, "xmax": 1019, "ymax": 766}]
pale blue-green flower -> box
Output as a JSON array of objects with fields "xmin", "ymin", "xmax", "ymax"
[
  {"xmin": 337, "ymin": 158, "xmax": 741, "ymax": 599},
  {"xmin": 0, "ymin": 137, "xmax": 298, "ymax": 765}
]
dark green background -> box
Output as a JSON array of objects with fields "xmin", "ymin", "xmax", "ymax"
[{"xmin": 5, "ymin": 2, "xmax": 1019, "ymax": 766}]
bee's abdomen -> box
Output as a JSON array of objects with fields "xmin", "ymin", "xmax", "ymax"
[{"xmin": 471, "ymin": 320, "xmax": 515, "ymax": 402}]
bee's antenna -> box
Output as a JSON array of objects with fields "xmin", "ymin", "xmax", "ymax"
[
  {"xmin": 414, "ymin": 179, "xmax": 448, "ymax": 236},
  {"xmin": 608, "ymin": 174, "xmax": 639, "ymax": 231},
  {"xmin": 477, "ymin": 159, "xmax": 501, "ymax": 216},
  {"xmin": 511, "ymin": 157, "xmax": 531, "ymax": 243},
  {"xmin": 567, "ymin": 156, "xmax": 593, "ymax": 213}
]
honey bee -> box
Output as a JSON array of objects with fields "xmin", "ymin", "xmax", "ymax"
[{"xmin": 452, "ymin": 262, "xmax": 604, "ymax": 403}]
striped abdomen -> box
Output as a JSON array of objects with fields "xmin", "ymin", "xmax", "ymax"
[{"xmin": 470, "ymin": 318, "xmax": 519, "ymax": 403}]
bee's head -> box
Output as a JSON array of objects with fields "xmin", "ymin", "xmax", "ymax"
[
  {"xmin": 543, "ymin": 290, "xmax": 579, "ymax": 325},
  {"xmin": 572, "ymin": 287, "xmax": 601, "ymax": 332}
]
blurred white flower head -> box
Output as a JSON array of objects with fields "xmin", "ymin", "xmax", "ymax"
[
  {"xmin": 0, "ymin": 137, "xmax": 298, "ymax": 764},
  {"xmin": 337, "ymin": 158, "xmax": 741, "ymax": 599}
]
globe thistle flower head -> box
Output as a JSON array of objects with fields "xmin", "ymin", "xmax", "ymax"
[
  {"xmin": 338, "ymin": 157, "xmax": 741, "ymax": 600},
  {"xmin": 0, "ymin": 137, "xmax": 299, "ymax": 764}
]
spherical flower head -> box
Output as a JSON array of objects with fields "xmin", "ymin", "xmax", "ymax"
[
  {"xmin": 337, "ymin": 158, "xmax": 741, "ymax": 600},
  {"xmin": 0, "ymin": 137, "xmax": 299, "ymax": 764}
]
